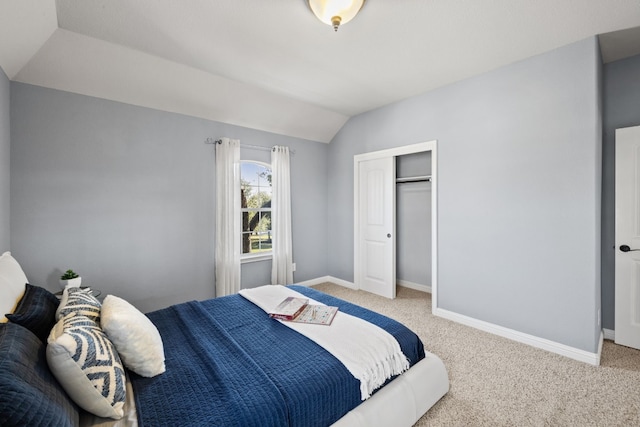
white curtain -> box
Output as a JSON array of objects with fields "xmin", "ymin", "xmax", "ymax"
[
  {"xmin": 215, "ymin": 138, "xmax": 241, "ymax": 296},
  {"xmin": 271, "ymin": 146, "xmax": 294, "ymax": 285}
]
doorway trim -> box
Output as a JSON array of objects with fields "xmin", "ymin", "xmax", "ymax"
[{"xmin": 353, "ymin": 140, "xmax": 438, "ymax": 310}]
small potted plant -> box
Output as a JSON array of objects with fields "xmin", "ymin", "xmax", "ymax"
[{"xmin": 60, "ymin": 269, "xmax": 82, "ymax": 289}]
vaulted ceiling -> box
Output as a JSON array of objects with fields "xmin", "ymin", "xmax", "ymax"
[{"xmin": 1, "ymin": 1, "xmax": 640, "ymax": 143}]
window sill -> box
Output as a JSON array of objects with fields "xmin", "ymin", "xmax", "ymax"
[{"xmin": 241, "ymin": 253, "xmax": 272, "ymax": 264}]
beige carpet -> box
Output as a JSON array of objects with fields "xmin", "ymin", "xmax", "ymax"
[{"xmin": 311, "ymin": 283, "xmax": 640, "ymax": 426}]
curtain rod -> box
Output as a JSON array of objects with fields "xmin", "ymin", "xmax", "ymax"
[{"xmin": 205, "ymin": 137, "xmax": 295, "ymax": 154}]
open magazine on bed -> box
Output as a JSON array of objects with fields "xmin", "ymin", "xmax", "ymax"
[{"xmin": 269, "ymin": 296, "xmax": 338, "ymax": 325}]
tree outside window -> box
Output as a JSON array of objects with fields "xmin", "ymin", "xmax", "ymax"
[{"xmin": 240, "ymin": 161, "xmax": 272, "ymax": 255}]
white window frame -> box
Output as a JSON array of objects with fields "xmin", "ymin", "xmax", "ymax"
[{"xmin": 240, "ymin": 160, "xmax": 273, "ymax": 264}]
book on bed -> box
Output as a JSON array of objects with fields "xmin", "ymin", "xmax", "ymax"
[
  {"xmin": 269, "ymin": 297, "xmax": 309, "ymax": 320},
  {"xmin": 291, "ymin": 305, "xmax": 338, "ymax": 325},
  {"xmin": 269, "ymin": 297, "xmax": 338, "ymax": 325}
]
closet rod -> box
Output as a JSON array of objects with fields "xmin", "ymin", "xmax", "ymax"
[
  {"xmin": 396, "ymin": 175, "xmax": 431, "ymax": 183},
  {"xmin": 205, "ymin": 137, "xmax": 295, "ymax": 154}
]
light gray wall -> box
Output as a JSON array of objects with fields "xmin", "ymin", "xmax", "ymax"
[
  {"xmin": 328, "ymin": 37, "xmax": 602, "ymax": 353},
  {"xmin": 602, "ymin": 53, "xmax": 640, "ymax": 330},
  {"xmin": 0, "ymin": 67, "xmax": 9, "ymax": 253},
  {"xmin": 10, "ymin": 83, "xmax": 328, "ymax": 312},
  {"xmin": 396, "ymin": 152, "xmax": 431, "ymax": 286}
]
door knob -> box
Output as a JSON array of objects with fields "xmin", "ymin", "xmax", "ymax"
[
  {"xmin": 620, "ymin": 245, "xmax": 640, "ymax": 252},
  {"xmin": 387, "ymin": 233, "xmax": 391, "ymax": 238}
]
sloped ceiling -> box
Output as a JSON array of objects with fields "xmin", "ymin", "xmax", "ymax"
[{"xmin": 1, "ymin": 0, "xmax": 640, "ymax": 143}]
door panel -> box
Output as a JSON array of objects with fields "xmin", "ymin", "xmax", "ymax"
[
  {"xmin": 615, "ymin": 125, "xmax": 640, "ymax": 350},
  {"xmin": 357, "ymin": 157, "xmax": 395, "ymax": 298}
]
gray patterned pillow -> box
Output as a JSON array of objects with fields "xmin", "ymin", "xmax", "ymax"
[
  {"xmin": 46, "ymin": 312, "xmax": 126, "ymax": 419},
  {"xmin": 56, "ymin": 287, "xmax": 101, "ymax": 322}
]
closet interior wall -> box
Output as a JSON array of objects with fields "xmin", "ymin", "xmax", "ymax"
[{"xmin": 396, "ymin": 151, "xmax": 432, "ymax": 291}]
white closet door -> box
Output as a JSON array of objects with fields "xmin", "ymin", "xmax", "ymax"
[
  {"xmin": 615, "ymin": 125, "xmax": 640, "ymax": 350},
  {"xmin": 356, "ymin": 157, "xmax": 395, "ymax": 299}
]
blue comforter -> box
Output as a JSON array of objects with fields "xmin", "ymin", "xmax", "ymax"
[{"xmin": 130, "ymin": 286, "xmax": 425, "ymax": 427}]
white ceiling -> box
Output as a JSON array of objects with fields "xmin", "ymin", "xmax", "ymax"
[{"xmin": 1, "ymin": 0, "xmax": 640, "ymax": 143}]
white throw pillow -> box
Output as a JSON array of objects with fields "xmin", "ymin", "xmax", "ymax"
[
  {"xmin": 101, "ymin": 295, "xmax": 165, "ymax": 378},
  {"xmin": 47, "ymin": 313, "xmax": 126, "ymax": 419},
  {"xmin": 0, "ymin": 252, "xmax": 28, "ymax": 322}
]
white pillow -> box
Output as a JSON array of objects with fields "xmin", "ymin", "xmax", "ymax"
[
  {"xmin": 47, "ymin": 313, "xmax": 126, "ymax": 419},
  {"xmin": 101, "ymin": 295, "xmax": 165, "ymax": 378},
  {"xmin": 0, "ymin": 252, "xmax": 28, "ymax": 322}
]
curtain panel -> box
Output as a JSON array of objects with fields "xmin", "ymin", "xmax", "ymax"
[
  {"xmin": 271, "ymin": 146, "xmax": 294, "ymax": 285},
  {"xmin": 215, "ymin": 138, "xmax": 241, "ymax": 296}
]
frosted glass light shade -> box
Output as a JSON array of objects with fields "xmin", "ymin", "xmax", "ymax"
[{"xmin": 308, "ymin": 0, "xmax": 366, "ymax": 31}]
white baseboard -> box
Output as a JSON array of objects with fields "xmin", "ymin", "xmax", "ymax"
[
  {"xmin": 603, "ymin": 328, "xmax": 615, "ymax": 341},
  {"xmin": 295, "ymin": 276, "xmax": 330, "ymax": 287},
  {"xmin": 296, "ymin": 276, "xmax": 357, "ymax": 290},
  {"xmin": 433, "ymin": 307, "xmax": 602, "ymax": 366},
  {"xmin": 299, "ymin": 276, "xmax": 431, "ymax": 294},
  {"xmin": 397, "ymin": 279, "xmax": 431, "ymax": 293}
]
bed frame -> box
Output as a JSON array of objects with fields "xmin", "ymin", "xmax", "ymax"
[{"xmin": 333, "ymin": 351, "xmax": 448, "ymax": 426}]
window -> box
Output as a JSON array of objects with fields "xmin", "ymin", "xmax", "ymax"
[{"xmin": 240, "ymin": 161, "xmax": 272, "ymax": 258}]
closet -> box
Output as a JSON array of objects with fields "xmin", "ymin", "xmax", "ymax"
[
  {"xmin": 353, "ymin": 140, "xmax": 437, "ymax": 300},
  {"xmin": 396, "ymin": 151, "xmax": 432, "ymax": 292}
]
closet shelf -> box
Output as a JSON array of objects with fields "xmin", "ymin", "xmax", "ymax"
[{"xmin": 395, "ymin": 175, "xmax": 431, "ymax": 183}]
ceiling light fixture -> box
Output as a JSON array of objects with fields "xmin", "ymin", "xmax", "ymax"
[{"xmin": 307, "ymin": 0, "xmax": 366, "ymax": 32}]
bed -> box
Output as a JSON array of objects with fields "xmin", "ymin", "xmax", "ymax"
[{"xmin": 0, "ymin": 251, "xmax": 449, "ymax": 427}]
